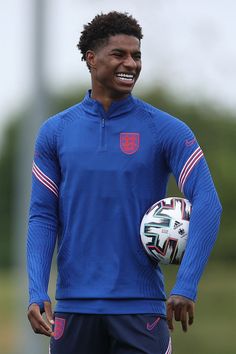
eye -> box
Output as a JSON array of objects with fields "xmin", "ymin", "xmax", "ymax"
[
  {"xmin": 133, "ymin": 53, "xmax": 141, "ymax": 60},
  {"xmin": 112, "ymin": 52, "xmax": 123, "ymax": 57}
]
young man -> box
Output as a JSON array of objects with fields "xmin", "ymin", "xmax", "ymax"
[{"xmin": 27, "ymin": 11, "xmax": 222, "ymax": 354}]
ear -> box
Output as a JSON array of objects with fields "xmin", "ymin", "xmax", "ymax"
[{"xmin": 86, "ymin": 50, "xmax": 96, "ymax": 70}]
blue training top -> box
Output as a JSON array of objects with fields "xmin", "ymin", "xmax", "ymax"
[{"xmin": 27, "ymin": 91, "xmax": 222, "ymax": 315}]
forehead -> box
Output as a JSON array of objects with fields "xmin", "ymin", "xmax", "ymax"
[{"xmin": 101, "ymin": 34, "xmax": 141, "ymax": 51}]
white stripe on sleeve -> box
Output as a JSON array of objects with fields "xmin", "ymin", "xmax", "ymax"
[
  {"xmin": 32, "ymin": 161, "xmax": 59, "ymax": 197},
  {"xmin": 178, "ymin": 147, "xmax": 204, "ymax": 192}
]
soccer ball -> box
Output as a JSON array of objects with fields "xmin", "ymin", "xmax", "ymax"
[{"xmin": 140, "ymin": 197, "xmax": 192, "ymax": 265}]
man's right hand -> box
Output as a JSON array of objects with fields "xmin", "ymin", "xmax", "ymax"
[{"xmin": 27, "ymin": 301, "xmax": 54, "ymax": 337}]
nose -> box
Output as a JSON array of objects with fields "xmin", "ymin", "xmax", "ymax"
[{"xmin": 123, "ymin": 55, "xmax": 138, "ymax": 69}]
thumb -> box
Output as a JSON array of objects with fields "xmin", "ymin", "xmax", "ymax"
[{"xmin": 44, "ymin": 301, "xmax": 54, "ymax": 325}]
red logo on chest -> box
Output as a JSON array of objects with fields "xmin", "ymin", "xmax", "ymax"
[
  {"xmin": 120, "ymin": 133, "xmax": 140, "ymax": 154},
  {"xmin": 54, "ymin": 317, "xmax": 66, "ymax": 340}
]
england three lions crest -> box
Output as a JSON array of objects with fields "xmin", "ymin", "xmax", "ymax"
[
  {"xmin": 54, "ymin": 317, "xmax": 66, "ymax": 340},
  {"xmin": 120, "ymin": 133, "xmax": 140, "ymax": 155}
]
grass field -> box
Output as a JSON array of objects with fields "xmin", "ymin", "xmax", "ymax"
[{"xmin": 0, "ymin": 262, "xmax": 235, "ymax": 354}]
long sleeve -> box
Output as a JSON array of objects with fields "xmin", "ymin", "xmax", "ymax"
[
  {"xmin": 27, "ymin": 118, "xmax": 60, "ymax": 308},
  {"xmin": 170, "ymin": 157, "xmax": 222, "ymax": 300},
  {"xmin": 163, "ymin": 118, "xmax": 222, "ymax": 301}
]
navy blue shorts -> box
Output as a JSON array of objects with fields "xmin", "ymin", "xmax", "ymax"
[{"xmin": 49, "ymin": 313, "xmax": 172, "ymax": 354}]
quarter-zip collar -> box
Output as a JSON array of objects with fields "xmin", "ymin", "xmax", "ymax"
[{"xmin": 82, "ymin": 90, "xmax": 136, "ymax": 119}]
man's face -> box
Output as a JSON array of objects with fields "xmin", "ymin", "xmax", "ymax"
[{"xmin": 87, "ymin": 34, "xmax": 142, "ymax": 100}]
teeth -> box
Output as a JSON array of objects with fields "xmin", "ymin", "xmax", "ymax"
[{"xmin": 116, "ymin": 73, "xmax": 134, "ymax": 80}]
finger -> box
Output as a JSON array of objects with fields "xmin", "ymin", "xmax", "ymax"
[
  {"xmin": 32, "ymin": 314, "xmax": 52, "ymax": 333},
  {"xmin": 188, "ymin": 303, "xmax": 194, "ymax": 326},
  {"xmin": 166, "ymin": 302, "xmax": 174, "ymax": 331},
  {"xmin": 180, "ymin": 306, "xmax": 187, "ymax": 332},
  {"xmin": 29, "ymin": 315, "xmax": 52, "ymax": 337},
  {"xmin": 28, "ymin": 307, "xmax": 52, "ymax": 334},
  {"xmin": 174, "ymin": 305, "xmax": 181, "ymax": 322},
  {"xmin": 44, "ymin": 301, "xmax": 54, "ymax": 325},
  {"xmin": 34, "ymin": 324, "xmax": 53, "ymax": 337}
]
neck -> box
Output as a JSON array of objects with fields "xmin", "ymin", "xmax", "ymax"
[
  {"xmin": 91, "ymin": 93, "xmax": 112, "ymax": 111},
  {"xmin": 91, "ymin": 91, "xmax": 130, "ymax": 111}
]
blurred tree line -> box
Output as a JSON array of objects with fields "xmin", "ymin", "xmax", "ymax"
[{"xmin": 0, "ymin": 87, "xmax": 235, "ymax": 268}]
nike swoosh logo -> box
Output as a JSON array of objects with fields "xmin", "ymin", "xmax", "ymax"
[
  {"xmin": 185, "ymin": 138, "xmax": 196, "ymax": 147},
  {"xmin": 146, "ymin": 317, "xmax": 161, "ymax": 331}
]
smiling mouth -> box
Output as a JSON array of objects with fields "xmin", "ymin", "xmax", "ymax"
[{"xmin": 116, "ymin": 73, "xmax": 135, "ymax": 81}]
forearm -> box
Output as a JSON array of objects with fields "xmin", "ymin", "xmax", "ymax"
[
  {"xmin": 170, "ymin": 191, "xmax": 222, "ymax": 300},
  {"xmin": 27, "ymin": 222, "xmax": 57, "ymax": 307}
]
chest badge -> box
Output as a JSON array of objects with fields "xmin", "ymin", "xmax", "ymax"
[{"xmin": 120, "ymin": 132, "xmax": 140, "ymax": 155}]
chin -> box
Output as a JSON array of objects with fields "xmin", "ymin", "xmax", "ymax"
[{"xmin": 117, "ymin": 85, "xmax": 134, "ymax": 95}]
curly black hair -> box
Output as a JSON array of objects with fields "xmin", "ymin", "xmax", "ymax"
[{"xmin": 77, "ymin": 11, "xmax": 143, "ymax": 63}]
